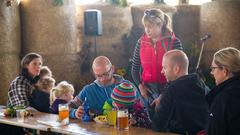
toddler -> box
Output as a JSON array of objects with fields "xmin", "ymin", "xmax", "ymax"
[{"xmin": 50, "ymin": 81, "xmax": 74, "ymax": 114}]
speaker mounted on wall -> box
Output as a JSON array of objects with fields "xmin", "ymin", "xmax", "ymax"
[{"xmin": 84, "ymin": 9, "xmax": 102, "ymax": 36}]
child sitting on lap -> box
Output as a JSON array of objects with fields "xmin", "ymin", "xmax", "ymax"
[
  {"xmin": 30, "ymin": 76, "xmax": 55, "ymax": 113},
  {"xmin": 50, "ymin": 81, "xmax": 74, "ymax": 114}
]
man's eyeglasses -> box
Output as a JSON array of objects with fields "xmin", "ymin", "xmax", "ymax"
[{"xmin": 95, "ymin": 67, "xmax": 112, "ymax": 79}]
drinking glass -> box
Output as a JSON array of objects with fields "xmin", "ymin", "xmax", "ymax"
[
  {"xmin": 58, "ymin": 104, "xmax": 69, "ymax": 125},
  {"xmin": 117, "ymin": 109, "xmax": 129, "ymax": 130},
  {"xmin": 107, "ymin": 109, "xmax": 117, "ymax": 126},
  {"xmin": 16, "ymin": 109, "xmax": 25, "ymax": 122}
]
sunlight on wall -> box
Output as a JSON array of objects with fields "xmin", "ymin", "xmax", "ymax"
[
  {"xmin": 189, "ymin": 0, "xmax": 211, "ymax": 5},
  {"xmin": 74, "ymin": 0, "xmax": 211, "ymax": 5}
]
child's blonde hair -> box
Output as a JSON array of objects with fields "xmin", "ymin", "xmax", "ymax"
[{"xmin": 50, "ymin": 81, "xmax": 74, "ymax": 105}]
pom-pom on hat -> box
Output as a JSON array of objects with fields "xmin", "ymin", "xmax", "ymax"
[{"xmin": 111, "ymin": 82, "xmax": 137, "ymax": 109}]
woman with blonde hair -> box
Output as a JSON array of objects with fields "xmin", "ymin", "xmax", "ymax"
[
  {"xmin": 131, "ymin": 8, "xmax": 182, "ymax": 118},
  {"xmin": 50, "ymin": 81, "xmax": 75, "ymax": 114},
  {"xmin": 206, "ymin": 47, "xmax": 240, "ymax": 135}
]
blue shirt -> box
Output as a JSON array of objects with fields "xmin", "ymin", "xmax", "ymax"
[{"xmin": 70, "ymin": 75, "xmax": 126, "ymax": 118}]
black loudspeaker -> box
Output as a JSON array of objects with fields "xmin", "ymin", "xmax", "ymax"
[{"xmin": 84, "ymin": 10, "xmax": 102, "ymax": 36}]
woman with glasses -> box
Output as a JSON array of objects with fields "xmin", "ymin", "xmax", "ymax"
[
  {"xmin": 131, "ymin": 8, "xmax": 182, "ymax": 117},
  {"xmin": 206, "ymin": 47, "xmax": 240, "ymax": 135}
]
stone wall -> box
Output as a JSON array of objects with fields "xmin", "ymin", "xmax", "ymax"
[{"xmin": 0, "ymin": 0, "xmax": 21, "ymax": 105}]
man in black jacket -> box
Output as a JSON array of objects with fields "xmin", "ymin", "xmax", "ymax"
[{"xmin": 151, "ymin": 50, "xmax": 209, "ymax": 135}]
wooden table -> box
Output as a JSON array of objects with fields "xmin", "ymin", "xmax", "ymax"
[
  {"xmin": 0, "ymin": 108, "xmax": 53, "ymax": 131},
  {"xmin": 0, "ymin": 107, "xmax": 178, "ymax": 135},
  {"xmin": 51, "ymin": 120, "xmax": 177, "ymax": 135}
]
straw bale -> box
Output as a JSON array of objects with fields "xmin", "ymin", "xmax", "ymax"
[
  {"xmin": 0, "ymin": 55, "xmax": 20, "ymax": 105},
  {"xmin": 0, "ymin": 0, "xmax": 21, "ymax": 54},
  {"xmin": 41, "ymin": 54, "xmax": 82, "ymax": 91},
  {"xmin": 200, "ymin": 1, "xmax": 240, "ymax": 66},
  {"xmin": 0, "ymin": 0, "xmax": 21, "ymax": 105},
  {"xmin": 173, "ymin": 5, "xmax": 201, "ymax": 47},
  {"xmin": 20, "ymin": 0, "xmax": 77, "ymax": 55},
  {"xmin": 76, "ymin": 4, "xmax": 133, "ymax": 68}
]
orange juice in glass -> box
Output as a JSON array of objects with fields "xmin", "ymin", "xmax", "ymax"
[{"xmin": 58, "ymin": 104, "xmax": 69, "ymax": 125}]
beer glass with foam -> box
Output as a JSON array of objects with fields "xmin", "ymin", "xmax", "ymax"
[{"xmin": 117, "ymin": 109, "xmax": 129, "ymax": 130}]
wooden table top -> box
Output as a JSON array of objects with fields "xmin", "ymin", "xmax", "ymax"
[
  {"xmin": 0, "ymin": 108, "xmax": 53, "ymax": 131},
  {"xmin": 51, "ymin": 120, "xmax": 178, "ymax": 135},
  {"xmin": 0, "ymin": 107, "xmax": 178, "ymax": 135}
]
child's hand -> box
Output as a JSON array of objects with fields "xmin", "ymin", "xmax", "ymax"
[
  {"xmin": 129, "ymin": 118, "xmax": 136, "ymax": 126},
  {"xmin": 75, "ymin": 106, "xmax": 84, "ymax": 119}
]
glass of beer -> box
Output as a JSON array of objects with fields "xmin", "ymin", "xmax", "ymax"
[
  {"xmin": 117, "ymin": 109, "xmax": 129, "ymax": 130},
  {"xmin": 58, "ymin": 104, "xmax": 69, "ymax": 125}
]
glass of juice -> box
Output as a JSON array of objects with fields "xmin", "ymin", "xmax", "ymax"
[
  {"xmin": 107, "ymin": 109, "xmax": 117, "ymax": 126},
  {"xmin": 58, "ymin": 104, "xmax": 69, "ymax": 125}
]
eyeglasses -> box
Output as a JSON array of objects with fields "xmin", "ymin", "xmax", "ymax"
[
  {"xmin": 94, "ymin": 67, "xmax": 112, "ymax": 79},
  {"xmin": 210, "ymin": 66, "xmax": 223, "ymax": 71}
]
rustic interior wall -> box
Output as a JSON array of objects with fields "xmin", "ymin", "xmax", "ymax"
[
  {"xmin": 173, "ymin": 5, "xmax": 201, "ymax": 48},
  {"xmin": 0, "ymin": 0, "xmax": 21, "ymax": 105},
  {"xmin": 173, "ymin": 5, "xmax": 201, "ymax": 72},
  {"xmin": 20, "ymin": 0, "xmax": 81, "ymax": 90},
  {"xmin": 76, "ymin": 4, "xmax": 133, "ymax": 86},
  {"xmin": 200, "ymin": 1, "xmax": 240, "ymax": 66}
]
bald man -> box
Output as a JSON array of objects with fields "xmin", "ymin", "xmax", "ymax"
[
  {"xmin": 69, "ymin": 56, "xmax": 126, "ymax": 119},
  {"xmin": 151, "ymin": 50, "xmax": 209, "ymax": 135}
]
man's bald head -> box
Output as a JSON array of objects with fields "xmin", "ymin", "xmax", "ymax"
[
  {"xmin": 92, "ymin": 56, "xmax": 112, "ymax": 70},
  {"xmin": 164, "ymin": 50, "xmax": 189, "ymax": 73}
]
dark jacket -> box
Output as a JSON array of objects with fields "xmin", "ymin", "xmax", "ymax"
[
  {"xmin": 152, "ymin": 74, "xmax": 209, "ymax": 135},
  {"xmin": 206, "ymin": 76, "xmax": 240, "ymax": 135},
  {"xmin": 30, "ymin": 89, "xmax": 50, "ymax": 113}
]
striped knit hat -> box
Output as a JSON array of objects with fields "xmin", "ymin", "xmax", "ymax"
[{"xmin": 111, "ymin": 82, "xmax": 136, "ymax": 109}]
